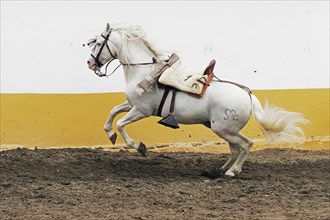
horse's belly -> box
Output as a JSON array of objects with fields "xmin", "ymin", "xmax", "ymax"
[{"xmin": 163, "ymin": 93, "xmax": 211, "ymax": 124}]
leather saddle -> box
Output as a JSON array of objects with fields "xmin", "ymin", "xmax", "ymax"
[{"xmin": 197, "ymin": 59, "xmax": 215, "ymax": 97}]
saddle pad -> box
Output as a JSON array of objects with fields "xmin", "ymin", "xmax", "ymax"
[{"xmin": 158, "ymin": 59, "xmax": 210, "ymax": 95}]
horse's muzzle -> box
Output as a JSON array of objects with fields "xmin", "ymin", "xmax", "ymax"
[{"xmin": 87, "ymin": 58, "xmax": 100, "ymax": 71}]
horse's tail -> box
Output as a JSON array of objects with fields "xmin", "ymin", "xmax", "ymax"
[{"xmin": 251, "ymin": 94, "xmax": 310, "ymax": 144}]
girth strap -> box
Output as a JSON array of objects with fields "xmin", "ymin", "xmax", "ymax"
[
  {"xmin": 170, "ymin": 89, "xmax": 177, "ymax": 114},
  {"xmin": 157, "ymin": 86, "xmax": 171, "ymax": 116},
  {"xmin": 157, "ymin": 86, "xmax": 179, "ymax": 129},
  {"xmin": 157, "ymin": 86, "xmax": 177, "ymax": 116}
]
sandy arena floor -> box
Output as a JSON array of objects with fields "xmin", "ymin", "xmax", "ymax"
[{"xmin": 1, "ymin": 144, "xmax": 329, "ymax": 219}]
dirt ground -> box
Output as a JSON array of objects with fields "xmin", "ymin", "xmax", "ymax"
[{"xmin": 1, "ymin": 146, "xmax": 329, "ymax": 219}]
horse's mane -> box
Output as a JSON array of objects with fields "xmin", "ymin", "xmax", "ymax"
[
  {"xmin": 112, "ymin": 24, "xmax": 166, "ymax": 63},
  {"xmin": 88, "ymin": 24, "xmax": 167, "ymax": 64}
]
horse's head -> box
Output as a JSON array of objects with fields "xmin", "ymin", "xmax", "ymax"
[
  {"xmin": 86, "ymin": 23, "xmax": 165, "ymax": 77},
  {"xmin": 86, "ymin": 23, "xmax": 117, "ymax": 76}
]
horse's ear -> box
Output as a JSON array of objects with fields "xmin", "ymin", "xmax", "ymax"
[{"xmin": 106, "ymin": 23, "xmax": 111, "ymax": 32}]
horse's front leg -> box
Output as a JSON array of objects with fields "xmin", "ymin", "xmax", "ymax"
[
  {"xmin": 104, "ymin": 101, "xmax": 132, "ymax": 144},
  {"xmin": 116, "ymin": 106, "xmax": 148, "ymax": 156}
]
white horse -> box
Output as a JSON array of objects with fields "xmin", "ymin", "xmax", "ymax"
[{"xmin": 86, "ymin": 23, "xmax": 309, "ymax": 177}]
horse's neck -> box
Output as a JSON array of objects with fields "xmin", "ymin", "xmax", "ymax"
[
  {"xmin": 122, "ymin": 40, "xmax": 156, "ymax": 64},
  {"xmin": 120, "ymin": 41, "xmax": 158, "ymax": 83}
]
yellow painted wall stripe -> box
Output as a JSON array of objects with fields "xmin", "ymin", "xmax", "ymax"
[{"xmin": 0, "ymin": 89, "xmax": 329, "ymax": 149}]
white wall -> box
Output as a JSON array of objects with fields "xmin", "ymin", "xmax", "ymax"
[{"xmin": 1, "ymin": 1, "xmax": 329, "ymax": 93}]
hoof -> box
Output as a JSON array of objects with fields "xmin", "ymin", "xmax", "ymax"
[
  {"xmin": 225, "ymin": 170, "xmax": 235, "ymax": 177},
  {"xmin": 109, "ymin": 132, "xmax": 117, "ymax": 145},
  {"xmin": 137, "ymin": 142, "xmax": 147, "ymax": 157}
]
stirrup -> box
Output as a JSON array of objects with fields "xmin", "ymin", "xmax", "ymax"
[{"xmin": 157, "ymin": 114, "xmax": 180, "ymax": 129}]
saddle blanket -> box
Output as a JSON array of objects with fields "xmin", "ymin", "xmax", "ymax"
[{"xmin": 158, "ymin": 58, "xmax": 211, "ymax": 96}]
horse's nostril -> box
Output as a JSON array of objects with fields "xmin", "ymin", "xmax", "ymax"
[{"xmin": 87, "ymin": 60, "xmax": 90, "ymax": 64}]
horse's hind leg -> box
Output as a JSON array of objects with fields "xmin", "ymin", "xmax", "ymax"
[
  {"xmin": 223, "ymin": 133, "xmax": 253, "ymax": 176},
  {"xmin": 213, "ymin": 130, "xmax": 253, "ymax": 176},
  {"xmin": 220, "ymin": 143, "xmax": 240, "ymax": 171},
  {"xmin": 104, "ymin": 101, "xmax": 132, "ymax": 144}
]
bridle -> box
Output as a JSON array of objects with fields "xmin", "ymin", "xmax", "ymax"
[
  {"xmin": 88, "ymin": 28, "xmax": 158, "ymax": 77},
  {"xmin": 88, "ymin": 29, "xmax": 118, "ymax": 77}
]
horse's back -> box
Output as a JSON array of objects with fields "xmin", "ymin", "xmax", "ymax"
[{"xmin": 207, "ymin": 81, "xmax": 252, "ymax": 107}]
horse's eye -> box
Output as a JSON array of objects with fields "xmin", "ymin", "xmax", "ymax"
[{"xmin": 96, "ymin": 43, "xmax": 101, "ymax": 46}]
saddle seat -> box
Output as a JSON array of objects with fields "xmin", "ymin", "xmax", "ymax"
[{"xmin": 158, "ymin": 57, "xmax": 215, "ymax": 97}]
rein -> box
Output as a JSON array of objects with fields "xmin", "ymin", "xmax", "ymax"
[{"xmin": 96, "ymin": 58, "xmax": 159, "ymax": 78}]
